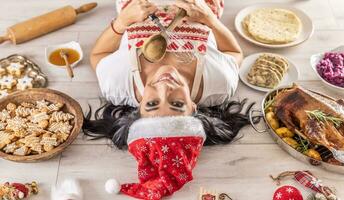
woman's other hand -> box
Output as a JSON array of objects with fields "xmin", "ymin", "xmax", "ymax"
[
  {"xmin": 174, "ymin": 0, "xmax": 217, "ymax": 26},
  {"xmin": 176, "ymin": 0, "xmax": 243, "ymax": 64},
  {"xmin": 116, "ymin": 0, "xmax": 158, "ymax": 32}
]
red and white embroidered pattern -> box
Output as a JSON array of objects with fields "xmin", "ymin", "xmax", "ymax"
[
  {"xmin": 116, "ymin": 0, "xmax": 224, "ymax": 54},
  {"xmin": 121, "ymin": 136, "xmax": 204, "ymax": 200}
]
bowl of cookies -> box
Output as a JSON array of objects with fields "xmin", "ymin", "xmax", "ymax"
[{"xmin": 0, "ymin": 88, "xmax": 83, "ymax": 162}]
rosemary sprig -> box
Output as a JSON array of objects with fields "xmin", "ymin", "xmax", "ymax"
[
  {"xmin": 305, "ymin": 110, "xmax": 343, "ymax": 128},
  {"xmin": 264, "ymin": 96, "xmax": 275, "ymax": 111},
  {"xmin": 264, "ymin": 89, "xmax": 287, "ymax": 111},
  {"xmin": 295, "ymin": 134, "xmax": 310, "ymax": 153}
]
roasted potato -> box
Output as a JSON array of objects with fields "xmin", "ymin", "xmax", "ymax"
[
  {"xmin": 282, "ymin": 137, "xmax": 299, "ymax": 149},
  {"xmin": 275, "ymin": 127, "xmax": 295, "ymax": 138},
  {"xmin": 266, "ymin": 106, "xmax": 273, "ymax": 112},
  {"xmin": 266, "ymin": 111, "xmax": 279, "ymax": 129},
  {"xmin": 305, "ymin": 149, "xmax": 322, "ymax": 161}
]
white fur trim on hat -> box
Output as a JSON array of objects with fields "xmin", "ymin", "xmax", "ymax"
[{"xmin": 127, "ymin": 116, "xmax": 206, "ymax": 144}]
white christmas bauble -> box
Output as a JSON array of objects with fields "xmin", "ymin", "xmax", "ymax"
[{"xmin": 105, "ymin": 179, "xmax": 120, "ymax": 194}]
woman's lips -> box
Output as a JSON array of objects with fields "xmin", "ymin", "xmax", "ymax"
[{"xmin": 154, "ymin": 73, "xmax": 180, "ymax": 85}]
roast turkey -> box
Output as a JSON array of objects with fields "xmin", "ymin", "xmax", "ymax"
[{"xmin": 273, "ymin": 85, "xmax": 344, "ymax": 151}]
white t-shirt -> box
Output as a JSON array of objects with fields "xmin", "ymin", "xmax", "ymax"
[{"xmin": 96, "ymin": 31, "xmax": 239, "ymax": 107}]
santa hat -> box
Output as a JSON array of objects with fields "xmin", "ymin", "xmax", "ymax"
[{"xmin": 105, "ymin": 116, "xmax": 206, "ymax": 200}]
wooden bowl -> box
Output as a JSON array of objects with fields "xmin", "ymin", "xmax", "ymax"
[{"xmin": 0, "ymin": 88, "xmax": 83, "ymax": 162}]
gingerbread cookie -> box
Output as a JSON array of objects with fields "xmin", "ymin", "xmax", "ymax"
[
  {"xmin": 48, "ymin": 122, "xmax": 72, "ymax": 134},
  {"xmin": 3, "ymin": 142, "xmax": 17, "ymax": 153},
  {"xmin": 20, "ymin": 102, "xmax": 35, "ymax": 108},
  {"xmin": 21, "ymin": 135, "xmax": 43, "ymax": 154},
  {"xmin": 40, "ymin": 136, "xmax": 58, "ymax": 146},
  {"xmin": 50, "ymin": 111, "xmax": 74, "ymax": 122},
  {"xmin": 13, "ymin": 146, "xmax": 29, "ymax": 156},
  {"xmin": 56, "ymin": 132, "xmax": 69, "ymax": 143},
  {"xmin": 6, "ymin": 62, "xmax": 24, "ymax": 77},
  {"xmin": 30, "ymin": 142, "xmax": 43, "ymax": 154},
  {"xmin": 6, "ymin": 116, "xmax": 27, "ymax": 132},
  {"xmin": 15, "ymin": 106, "xmax": 32, "ymax": 117},
  {"xmin": 6, "ymin": 102, "xmax": 17, "ymax": 112},
  {"xmin": 36, "ymin": 100, "xmax": 49, "ymax": 110},
  {"xmin": 0, "ymin": 131, "xmax": 14, "ymax": 149},
  {"xmin": 0, "ymin": 75, "xmax": 17, "ymax": 90},
  {"xmin": 21, "ymin": 135, "xmax": 40, "ymax": 146},
  {"xmin": 17, "ymin": 76, "xmax": 33, "ymax": 90},
  {"xmin": 46, "ymin": 103, "xmax": 64, "ymax": 113},
  {"xmin": 0, "ymin": 109, "xmax": 10, "ymax": 122},
  {"xmin": 0, "ymin": 122, "xmax": 6, "ymax": 130},
  {"xmin": 30, "ymin": 112, "xmax": 49, "ymax": 123},
  {"xmin": 40, "ymin": 134, "xmax": 58, "ymax": 152},
  {"xmin": 13, "ymin": 129, "xmax": 27, "ymax": 138}
]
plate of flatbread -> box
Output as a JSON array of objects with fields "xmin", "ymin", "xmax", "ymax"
[
  {"xmin": 235, "ymin": 4, "xmax": 314, "ymax": 48},
  {"xmin": 239, "ymin": 53, "xmax": 299, "ymax": 92}
]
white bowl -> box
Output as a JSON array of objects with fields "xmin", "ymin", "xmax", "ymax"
[
  {"xmin": 310, "ymin": 46, "xmax": 344, "ymax": 93},
  {"xmin": 45, "ymin": 41, "xmax": 83, "ymax": 68}
]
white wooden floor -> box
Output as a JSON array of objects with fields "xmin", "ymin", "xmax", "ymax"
[{"xmin": 1, "ymin": 0, "xmax": 344, "ymax": 199}]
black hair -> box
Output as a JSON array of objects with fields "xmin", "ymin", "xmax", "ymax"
[{"xmin": 83, "ymin": 99, "xmax": 259, "ymax": 149}]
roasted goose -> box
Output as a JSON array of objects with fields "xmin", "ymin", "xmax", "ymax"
[{"xmin": 273, "ymin": 85, "xmax": 344, "ymax": 153}]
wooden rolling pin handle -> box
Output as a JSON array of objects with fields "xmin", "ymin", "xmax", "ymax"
[
  {"xmin": 75, "ymin": 2, "xmax": 98, "ymax": 14},
  {"xmin": 0, "ymin": 34, "xmax": 10, "ymax": 44}
]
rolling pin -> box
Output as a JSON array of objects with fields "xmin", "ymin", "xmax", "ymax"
[{"xmin": 0, "ymin": 2, "xmax": 97, "ymax": 45}]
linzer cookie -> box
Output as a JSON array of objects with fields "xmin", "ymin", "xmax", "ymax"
[
  {"xmin": 0, "ymin": 99, "xmax": 75, "ymax": 156},
  {"xmin": 16, "ymin": 76, "xmax": 33, "ymax": 90},
  {"xmin": 0, "ymin": 75, "xmax": 17, "ymax": 90},
  {"xmin": 6, "ymin": 62, "xmax": 25, "ymax": 76}
]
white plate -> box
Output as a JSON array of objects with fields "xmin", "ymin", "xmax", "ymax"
[
  {"xmin": 235, "ymin": 3, "xmax": 314, "ymax": 48},
  {"xmin": 45, "ymin": 41, "xmax": 83, "ymax": 68},
  {"xmin": 239, "ymin": 53, "xmax": 300, "ymax": 92},
  {"xmin": 310, "ymin": 45, "xmax": 344, "ymax": 93}
]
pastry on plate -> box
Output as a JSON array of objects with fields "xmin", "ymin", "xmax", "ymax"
[
  {"xmin": 247, "ymin": 53, "xmax": 289, "ymax": 89},
  {"xmin": 242, "ymin": 8, "xmax": 302, "ymax": 44}
]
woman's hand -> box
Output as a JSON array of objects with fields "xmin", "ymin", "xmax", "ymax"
[
  {"xmin": 116, "ymin": 0, "xmax": 158, "ymax": 32},
  {"xmin": 174, "ymin": 0, "xmax": 217, "ymax": 26}
]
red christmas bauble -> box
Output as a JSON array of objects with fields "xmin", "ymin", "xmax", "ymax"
[{"xmin": 273, "ymin": 185, "xmax": 303, "ymax": 200}]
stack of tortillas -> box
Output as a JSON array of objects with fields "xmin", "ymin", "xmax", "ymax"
[
  {"xmin": 247, "ymin": 54, "xmax": 289, "ymax": 89},
  {"xmin": 242, "ymin": 8, "xmax": 302, "ymax": 44}
]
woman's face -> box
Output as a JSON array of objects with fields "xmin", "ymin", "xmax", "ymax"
[{"xmin": 140, "ymin": 65, "xmax": 196, "ymax": 117}]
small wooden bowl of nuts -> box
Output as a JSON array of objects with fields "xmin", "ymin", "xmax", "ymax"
[{"xmin": 0, "ymin": 88, "xmax": 83, "ymax": 162}]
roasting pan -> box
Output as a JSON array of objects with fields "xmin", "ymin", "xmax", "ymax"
[{"xmin": 249, "ymin": 85, "xmax": 344, "ymax": 174}]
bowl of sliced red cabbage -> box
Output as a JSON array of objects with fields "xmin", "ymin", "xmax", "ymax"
[{"xmin": 310, "ymin": 47, "xmax": 344, "ymax": 92}]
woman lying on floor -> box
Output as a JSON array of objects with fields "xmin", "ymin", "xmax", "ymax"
[{"xmin": 83, "ymin": 0, "xmax": 257, "ymax": 199}]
